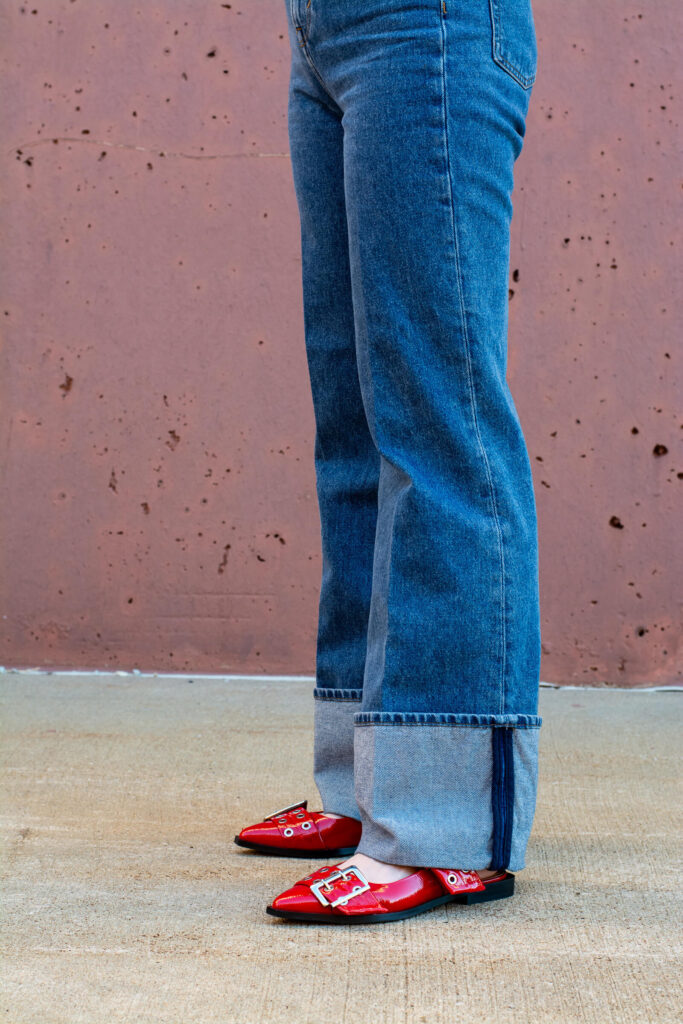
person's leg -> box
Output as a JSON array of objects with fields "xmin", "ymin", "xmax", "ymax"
[
  {"xmin": 284, "ymin": 0, "xmax": 380, "ymax": 822},
  {"xmin": 310, "ymin": 0, "xmax": 542, "ymax": 874}
]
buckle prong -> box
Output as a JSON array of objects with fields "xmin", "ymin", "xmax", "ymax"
[{"xmin": 264, "ymin": 798, "xmax": 308, "ymax": 820}]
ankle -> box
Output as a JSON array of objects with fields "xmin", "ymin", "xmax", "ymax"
[
  {"xmin": 337, "ymin": 852, "xmax": 416, "ymax": 884},
  {"xmin": 336, "ymin": 854, "xmax": 503, "ymax": 886}
]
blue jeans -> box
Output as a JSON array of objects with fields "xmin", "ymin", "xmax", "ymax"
[{"xmin": 284, "ymin": 0, "xmax": 541, "ymax": 871}]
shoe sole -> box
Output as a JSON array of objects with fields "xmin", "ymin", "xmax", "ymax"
[
  {"xmin": 265, "ymin": 874, "xmax": 514, "ymax": 924},
  {"xmin": 234, "ymin": 836, "xmax": 358, "ymax": 858}
]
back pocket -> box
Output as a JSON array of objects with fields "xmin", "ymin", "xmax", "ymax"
[{"xmin": 488, "ymin": 0, "xmax": 538, "ymax": 90}]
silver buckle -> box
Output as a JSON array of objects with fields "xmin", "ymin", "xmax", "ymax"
[
  {"xmin": 264, "ymin": 799, "xmax": 307, "ymax": 821},
  {"xmin": 310, "ymin": 866, "xmax": 371, "ymax": 909}
]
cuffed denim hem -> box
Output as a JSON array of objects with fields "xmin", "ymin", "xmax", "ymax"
[
  {"xmin": 353, "ymin": 716, "xmax": 541, "ymax": 872},
  {"xmin": 313, "ymin": 688, "xmax": 362, "ymax": 820},
  {"xmin": 355, "ymin": 712, "xmax": 542, "ymax": 729},
  {"xmin": 313, "ymin": 687, "xmax": 364, "ymax": 702}
]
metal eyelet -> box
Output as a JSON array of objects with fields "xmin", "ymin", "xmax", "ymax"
[
  {"xmin": 283, "ymin": 827, "xmax": 294, "ymax": 837},
  {"xmin": 447, "ymin": 873, "xmax": 459, "ymax": 885},
  {"xmin": 301, "ymin": 821, "xmax": 312, "ymax": 830}
]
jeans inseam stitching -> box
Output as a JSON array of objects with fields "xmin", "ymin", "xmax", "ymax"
[
  {"xmin": 342, "ymin": 115, "xmax": 399, "ymax": 713},
  {"xmin": 371, "ymin": 459, "xmax": 406, "ymax": 711},
  {"xmin": 439, "ymin": 7, "xmax": 507, "ymax": 714}
]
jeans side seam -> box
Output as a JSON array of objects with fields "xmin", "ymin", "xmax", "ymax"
[
  {"xmin": 491, "ymin": 726, "xmax": 515, "ymax": 869},
  {"xmin": 439, "ymin": 5, "xmax": 507, "ymax": 714}
]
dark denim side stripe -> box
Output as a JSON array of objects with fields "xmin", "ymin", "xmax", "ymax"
[{"xmin": 491, "ymin": 727, "xmax": 515, "ymax": 870}]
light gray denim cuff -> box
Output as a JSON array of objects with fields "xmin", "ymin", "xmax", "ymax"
[
  {"xmin": 353, "ymin": 713, "xmax": 541, "ymax": 872},
  {"xmin": 313, "ymin": 688, "xmax": 362, "ymax": 820}
]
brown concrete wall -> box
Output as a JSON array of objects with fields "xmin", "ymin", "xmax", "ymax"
[{"xmin": 0, "ymin": 2, "xmax": 680, "ymax": 684}]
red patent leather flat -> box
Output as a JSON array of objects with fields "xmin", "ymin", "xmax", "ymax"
[
  {"xmin": 234, "ymin": 800, "xmax": 361, "ymax": 858},
  {"xmin": 266, "ymin": 862, "xmax": 514, "ymax": 924}
]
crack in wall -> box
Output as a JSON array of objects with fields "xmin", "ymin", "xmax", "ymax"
[{"xmin": 8, "ymin": 137, "xmax": 289, "ymax": 160}]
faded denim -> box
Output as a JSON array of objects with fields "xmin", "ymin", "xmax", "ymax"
[{"xmin": 285, "ymin": 0, "xmax": 541, "ymax": 871}]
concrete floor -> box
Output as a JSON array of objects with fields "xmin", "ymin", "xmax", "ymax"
[{"xmin": 1, "ymin": 674, "xmax": 681, "ymax": 1024}]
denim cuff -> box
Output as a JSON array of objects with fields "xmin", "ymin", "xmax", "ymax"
[
  {"xmin": 353, "ymin": 715, "xmax": 541, "ymax": 872},
  {"xmin": 355, "ymin": 712, "xmax": 542, "ymax": 729},
  {"xmin": 313, "ymin": 689, "xmax": 362, "ymax": 820}
]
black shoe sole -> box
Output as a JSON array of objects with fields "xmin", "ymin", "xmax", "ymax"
[
  {"xmin": 234, "ymin": 836, "xmax": 358, "ymax": 858},
  {"xmin": 265, "ymin": 874, "xmax": 515, "ymax": 924}
]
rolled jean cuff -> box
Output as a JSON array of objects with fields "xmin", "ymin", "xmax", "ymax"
[
  {"xmin": 355, "ymin": 712, "xmax": 542, "ymax": 728},
  {"xmin": 313, "ymin": 688, "xmax": 362, "ymax": 820},
  {"xmin": 353, "ymin": 715, "xmax": 541, "ymax": 872}
]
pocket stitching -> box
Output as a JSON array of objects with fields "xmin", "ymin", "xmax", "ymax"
[{"xmin": 488, "ymin": 0, "xmax": 536, "ymax": 90}]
